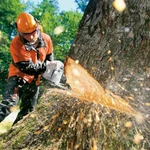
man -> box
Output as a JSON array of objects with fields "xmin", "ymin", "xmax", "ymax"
[{"xmin": 0, "ymin": 12, "xmax": 54, "ymax": 125}]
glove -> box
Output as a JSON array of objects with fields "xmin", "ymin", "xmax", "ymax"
[
  {"xmin": 15, "ymin": 60, "xmax": 46, "ymax": 75},
  {"xmin": 32, "ymin": 61, "xmax": 47, "ymax": 74}
]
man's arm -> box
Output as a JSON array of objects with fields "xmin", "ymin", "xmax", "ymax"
[
  {"xmin": 13, "ymin": 60, "xmax": 46, "ymax": 75},
  {"xmin": 46, "ymin": 53, "xmax": 54, "ymax": 61}
]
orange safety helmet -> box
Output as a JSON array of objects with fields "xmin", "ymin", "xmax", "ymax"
[{"xmin": 16, "ymin": 12, "xmax": 38, "ymax": 33}]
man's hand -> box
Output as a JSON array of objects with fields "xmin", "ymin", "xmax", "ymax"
[
  {"xmin": 32, "ymin": 61, "xmax": 46, "ymax": 74},
  {"xmin": 14, "ymin": 60, "xmax": 46, "ymax": 75}
]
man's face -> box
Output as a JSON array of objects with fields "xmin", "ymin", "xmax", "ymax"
[{"xmin": 21, "ymin": 29, "xmax": 38, "ymax": 44}]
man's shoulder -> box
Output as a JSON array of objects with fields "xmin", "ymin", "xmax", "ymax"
[
  {"xmin": 41, "ymin": 33, "xmax": 51, "ymax": 40},
  {"xmin": 10, "ymin": 35, "xmax": 23, "ymax": 47},
  {"xmin": 11, "ymin": 35, "xmax": 21, "ymax": 43}
]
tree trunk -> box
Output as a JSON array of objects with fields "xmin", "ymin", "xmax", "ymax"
[{"xmin": 69, "ymin": 0, "xmax": 150, "ymax": 115}]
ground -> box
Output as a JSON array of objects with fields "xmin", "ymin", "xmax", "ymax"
[{"xmin": 0, "ymin": 88, "xmax": 149, "ymax": 150}]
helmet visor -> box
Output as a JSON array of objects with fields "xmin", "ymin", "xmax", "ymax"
[{"xmin": 20, "ymin": 28, "xmax": 37, "ymax": 36}]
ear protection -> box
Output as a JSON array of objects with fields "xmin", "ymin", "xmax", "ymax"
[
  {"xmin": 34, "ymin": 18, "xmax": 40, "ymax": 24},
  {"xmin": 14, "ymin": 22, "xmax": 17, "ymax": 29}
]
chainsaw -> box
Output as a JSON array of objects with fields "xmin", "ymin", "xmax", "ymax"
[{"xmin": 42, "ymin": 60, "xmax": 68, "ymax": 90}]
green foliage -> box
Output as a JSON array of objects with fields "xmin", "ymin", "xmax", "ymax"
[
  {"xmin": 53, "ymin": 11, "xmax": 82, "ymax": 61},
  {"xmin": 74, "ymin": 0, "xmax": 89, "ymax": 12},
  {"xmin": 0, "ymin": 0, "xmax": 82, "ymax": 93},
  {"xmin": 31, "ymin": 0, "xmax": 82, "ymax": 61},
  {"xmin": 0, "ymin": 31, "xmax": 11, "ymax": 94},
  {"xmin": 31, "ymin": 0, "xmax": 59, "ymax": 35},
  {"xmin": 0, "ymin": 0, "xmax": 26, "ymax": 39}
]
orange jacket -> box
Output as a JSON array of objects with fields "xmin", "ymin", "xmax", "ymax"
[{"xmin": 8, "ymin": 33, "xmax": 53, "ymax": 85}]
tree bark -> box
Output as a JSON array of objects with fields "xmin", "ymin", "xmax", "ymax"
[{"xmin": 69, "ymin": 0, "xmax": 150, "ymax": 115}]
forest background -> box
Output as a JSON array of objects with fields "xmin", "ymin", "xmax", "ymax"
[{"xmin": 0, "ymin": 0, "xmax": 89, "ymax": 94}]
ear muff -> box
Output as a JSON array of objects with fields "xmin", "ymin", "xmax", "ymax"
[
  {"xmin": 34, "ymin": 18, "xmax": 40, "ymax": 23},
  {"xmin": 14, "ymin": 22, "xmax": 18, "ymax": 29},
  {"xmin": 14, "ymin": 22, "xmax": 20, "ymax": 34},
  {"xmin": 34, "ymin": 18, "xmax": 43, "ymax": 32}
]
